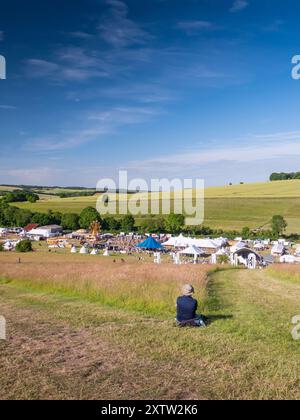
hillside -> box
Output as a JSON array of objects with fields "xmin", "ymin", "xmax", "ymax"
[
  {"xmin": 205, "ymin": 179, "xmax": 300, "ymax": 198},
  {"xmin": 6, "ymin": 180, "xmax": 300, "ymax": 233}
]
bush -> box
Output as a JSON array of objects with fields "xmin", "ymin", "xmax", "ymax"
[
  {"xmin": 217, "ymin": 254, "xmax": 230, "ymax": 264},
  {"xmin": 16, "ymin": 239, "xmax": 33, "ymax": 253}
]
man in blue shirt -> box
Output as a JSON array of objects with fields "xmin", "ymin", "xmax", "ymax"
[{"xmin": 176, "ymin": 285, "xmax": 206, "ymax": 327}]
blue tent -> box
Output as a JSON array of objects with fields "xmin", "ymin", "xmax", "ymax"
[{"xmin": 137, "ymin": 237, "xmax": 163, "ymax": 250}]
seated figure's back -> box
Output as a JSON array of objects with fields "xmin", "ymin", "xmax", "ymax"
[{"xmin": 176, "ymin": 295, "xmax": 198, "ymax": 322}]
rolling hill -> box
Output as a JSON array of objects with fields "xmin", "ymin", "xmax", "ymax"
[{"xmin": 4, "ymin": 180, "xmax": 300, "ymax": 233}]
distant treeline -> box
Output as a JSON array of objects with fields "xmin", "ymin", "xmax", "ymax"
[
  {"xmin": 0, "ymin": 184, "xmax": 95, "ymax": 191},
  {"xmin": 270, "ymin": 172, "xmax": 300, "ymax": 181}
]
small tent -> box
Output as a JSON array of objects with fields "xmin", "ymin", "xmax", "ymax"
[
  {"xmin": 80, "ymin": 246, "xmax": 89, "ymax": 255},
  {"xmin": 70, "ymin": 246, "xmax": 77, "ymax": 254},
  {"xmin": 91, "ymin": 249, "xmax": 99, "ymax": 255},
  {"xmin": 137, "ymin": 237, "xmax": 163, "ymax": 250}
]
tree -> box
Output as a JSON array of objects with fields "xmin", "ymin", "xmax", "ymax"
[
  {"xmin": 3, "ymin": 191, "xmax": 39, "ymax": 203},
  {"xmin": 120, "ymin": 215, "xmax": 135, "ymax": 232},
  {"xmin": 103, "ymin": 216, "xmax": 121, "ymax": 232},
  {"xmin": 164, "ymin": 213, "xmax": 185, "ymax": 233},
  {"xmin": 271, "ymin": 215, "xmax": 288, "ymax": 236},
  {"xmin": 0, "ymin": 243, "xmax": 3, "ymax": 252},
  {"xmin": 61, "ymin": 213, "xmax": 80, "ymax": 231},
  {"xmin": 32, "ymin": 210, "xmax": 61, "ymax": 226},
  {"xmin": 241, "ymin": 227, "xmax": 251, "ymax": 238},
  {"xmin": 16, "ymin": 239, "xmax": 33, "ymax": 253},
  {"xmin": 79, "ymin": 207, "xmax": 102, "ymax": 229},
  {"xmin": 139, "ymin": 217, "xmax": 165, "ymax": 234}
]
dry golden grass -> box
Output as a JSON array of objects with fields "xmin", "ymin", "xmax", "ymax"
[
  {"xmin": 268, "ymin": 264, "xmax": 300, "ymax": 285},
  {"xmin": 0, "ymin": 253, "xmax": 210, "ymax": 317},
  {"xmin": 2, "ymin": 258, "xmax": 300, "ymax": 399}
]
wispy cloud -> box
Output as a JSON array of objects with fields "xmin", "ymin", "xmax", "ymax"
[
  {"xmin": 230, "ymin": 0, "xmax": 249, "ymax": 13},
  {"xmin": 124, "ymin": 131, "xmax": 300, "ymax": 177},
  {"xmin": 89, "ymin": 106, "xmax": 164, "ymax": 124},
  {"xmin": 0, "ymin": 105, "xmax": 16, "ymax": 110},
  {"xmin": 25, "ymin": 47, "xmax": 109, "ymax": 81},
  {"xmin": 68, "ymin": 31, "xmax": 93, "ymax": 40},
  {"xmin": 98, "ymin": 0, "xmax": 153, "ymax": 47},
  {"xmin": 177, "ymin": 21, "xmax": 219, "ymax": 34},
  {"xmin": 0, "ymin": 166, "xmax": 67, "ymax": 185},
  {"xmin": 24, "ymin": 105, "xmax": 162, "ymax": 152},
  {"xmin": 263, "ymin": 20, "xmax": 284, "ymax": 32},
  {"xmin": 25, "ymin": 127, "xmax": 110, "ymax": 152}
]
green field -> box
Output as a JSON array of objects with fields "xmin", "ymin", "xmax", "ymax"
[
  {"xmin": 1, "ymin": 251, "xmax": 300, "ymax": 400},
  {"xmin": 10, "ymin": 180, "xmax": 300, "ymax": 233}
]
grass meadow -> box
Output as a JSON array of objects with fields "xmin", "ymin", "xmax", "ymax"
[{"xmin": 2, "ymin": 252, "xmax": 300, "ymax": 399}]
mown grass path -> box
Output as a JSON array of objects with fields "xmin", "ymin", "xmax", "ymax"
[{"xmin": 1, "ymin": 268, "xmax": 300, "ymax": 400}]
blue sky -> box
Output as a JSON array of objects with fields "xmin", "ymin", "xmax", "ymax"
[{"xmin": 1, "ymin": 0, "xmax": 300, "ymax": 187}]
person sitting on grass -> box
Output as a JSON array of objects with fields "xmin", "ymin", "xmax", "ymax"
[{"xmin": 176, "ymin": 285, "xmax": 207, "ymax": 327}]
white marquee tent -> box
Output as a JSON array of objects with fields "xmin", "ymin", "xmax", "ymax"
[
  {"xmin": 179, "ymin": 245, "xmax": 205, "ymax": 256},
  {"xmin": 162, "ymin": 234, "xmax": 223, "ymax": 251}
]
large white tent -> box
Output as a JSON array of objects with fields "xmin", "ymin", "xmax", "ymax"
[
  {"xmin": 179, "ymin": 245, "xmax": 205, "ymax": 256},
  {"xmin": 162, "ymin": 234, "xmax": 222, "ymax": 251},
  {"xmin": 192, "ymin": 238, "xmax": 219, "ymax": 250},
  {"xmin": 162, "ymin": 234, "xmax": 191, "ymax": 248}
]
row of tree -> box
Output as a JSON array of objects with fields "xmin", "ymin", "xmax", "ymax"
[
  {"xmin": 270, "ymin": 172, "xmax": 300, "ymax": 181},
  {"xmin": 2, "ymin": 191, "xmax": 40, "ymax": 203},
  {"xmin": 0, "ymin": 201, "xmax": 291, "ymax": 239}
]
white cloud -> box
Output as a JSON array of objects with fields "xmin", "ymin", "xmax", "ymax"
[
  {"xmin": 98, "ymin": 0, "xmax": 153, "ymax": 47},
  {"xmin": 230, "ymin": 0, "xmax": 249, "ymax": 13}
]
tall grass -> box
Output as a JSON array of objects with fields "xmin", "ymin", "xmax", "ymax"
[
  {"xmin": 0, "ymin": 253, "xmax": 210, "ymax": 317},
  {"xmin": 268, "ymin": 264, "xmax": 300, "ymax": 285}
]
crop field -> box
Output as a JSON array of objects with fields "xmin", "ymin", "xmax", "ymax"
[
  {"xmin": 0, "ymin": 186, "xmax": 20, "ymax": 192},
  {"xmin": 1, "ymin": 252, "xmax": 300, "ymax": 400},
  {"xmin": 4, "ymin": 180, "xmax": 300, "ymax": 232},
  {"xmin": 12, "ymin": 195, "xmax": 300, "ymax": 235}
]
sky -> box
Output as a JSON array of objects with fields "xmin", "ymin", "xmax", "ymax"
[{"xmin": 1, "ymin": 0, "xmax": 300, "ymax": 187}]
